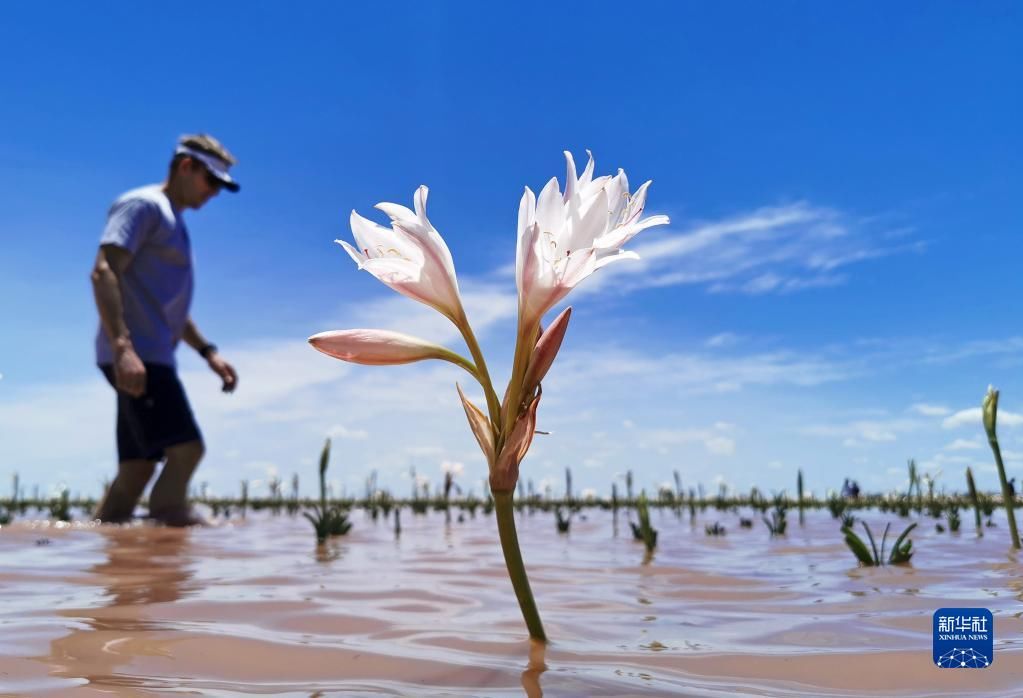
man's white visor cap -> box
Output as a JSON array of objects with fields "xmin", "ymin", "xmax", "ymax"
[{"xmin": 175, "ymin": 145, "xmax": 240, "ymax": 192}]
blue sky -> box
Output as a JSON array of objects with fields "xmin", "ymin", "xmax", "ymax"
[{"xmin": 1, "ymin": 2, "xmax": 1021, "ymax": 500}]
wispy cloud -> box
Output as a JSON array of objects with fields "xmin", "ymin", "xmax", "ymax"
[
  {"xmin": 554, "ymin": 347, "xmax": 861, "ymax": 396},
  {"xmin": 943, "ymin": 407, "xmax": 1023, "ymax": 430},
  {"xmin": 801, "ymin": 417, "xmax": 926, "ymax": 445},
  {"xmin": 911, "ymin": 403, "xmax": 951, "ymax": 417},
  {"xmin": 705, "ymin": 332, "xmax": 741, "ymax": 348},
  {"xmin": 328, "ymin": 424, "xmax": 369, "ymax": 440},
  {"xmin": 919, "ymin": 338, "xmax": 1023, "ymax": 366},
  {"xmin": 627, "ymin": 422, "xmax": 738, "ymax": 457},
  {"xmin": 570, "ymin": 202, "xmax": 924, "ymax": 297},
  {"xmin": 944, "ymin": 438, "xmax": 982, "ymax": 451}
]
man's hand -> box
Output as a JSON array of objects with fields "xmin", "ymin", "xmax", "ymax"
[
  {"xmin": 206, "ymin": 353, "xmax": 238, "ymax": 393},
  {"xmin": 114, "ymin": 344, "xmax": 147, "ymax": 398}
]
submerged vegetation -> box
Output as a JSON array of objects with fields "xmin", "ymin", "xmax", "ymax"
[
  {"xmin": 763, "ymin": 495, "xmax": 788, "ymax": 537},
  {"xmin": 303, "ymin": 438, "xmax": 353, "ymax": 544},
  {"xmin": 842, "ymin": 521, "xmax": 917, "ymax": 566},
  {"xmin": 630, "ymin": 492, "xmax": 658, "ymax": 552},
  {"xmin": 2, "ymin": 473, "xmax": 1021, "ymax": 581},
  {"xmin": 983, "ymin": 386, "xmax": 1021, "ymax": 549},
  {"xmin": 4, "ymin": 387, "xmax": 1022, "ymax": 577}
]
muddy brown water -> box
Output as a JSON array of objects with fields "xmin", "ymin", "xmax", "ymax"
[{"xmin": 1, "ymin": 507, "xmax": 1021, "ymax": 696}]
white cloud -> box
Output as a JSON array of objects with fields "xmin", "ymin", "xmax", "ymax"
[
  {"xmin": 440, "ymin": 460, "xmax": 464, "ymax": 475},
  {"xmin": 328, "ymin": 424, "xmax": 369, "ymax": 440},
  {"xmin": 555, "ymin": 347, "xmax": 859, "ymax": 396},
  {"xmin": 634, "ymin": 426, "xmax": 736, "ymax": 457},
  {"xmin": 910, "ymin": 403, "xmax": 951, "ymax": 417},
  {"xmin": 803, "ymin": 418, "xmax": 921, "ymax": 444},
  {"xmin": 942, "ymin": 408, "xmax": 1023, "ymax": 430},
  {"xmin": 944, "ymin": 438, "xmax": 982, "ymax": 451},
  {"xmin": 705, "ymin": 436, "xmax": 736, "ymax": 455},
  {"xmin": 706, "ymin": 332, "xmax": 740, "ymax": 348},
  {"xmin": 860, "ymin": 427, "xmax": 897, "ymax": 442},
  {"xmin": 574, "ymin": 202, "xmax": 924, "ymax": 298},
  {"xmin": 919, "ymin": 337, "xmax": 1023, "ymax": 366},
  {"xmin": 932, "ymin": 454, "xmax": 971, "ymax": 465}
]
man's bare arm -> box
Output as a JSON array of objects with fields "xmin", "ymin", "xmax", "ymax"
[
  {"xmin": 91, "ymin": 245, "xmax": 132, "ymax": 347},
  {"xmin": 91, "ymin": 245, "xmax": 146, "ymax": 397},
  {"xmin": 181, "ymin": 318, "xmax": 211, "ymax": 352},
  {"xmin": 182, "ymin": 317, "xmax": 238, "ymax": 393}
]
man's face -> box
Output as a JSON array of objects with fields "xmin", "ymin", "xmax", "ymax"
[{"xmin": 179, "ymin": 157, "xmax": 222, "ymax": 209}]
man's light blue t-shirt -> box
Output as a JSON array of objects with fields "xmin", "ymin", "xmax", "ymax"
[{"xmin": 95, "ymin": 185, "xmax": 194, "ymax": 367}]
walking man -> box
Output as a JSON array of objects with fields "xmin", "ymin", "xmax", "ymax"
[{"xmin": 90, "ymin": 134, "xmax": 240, "ymax": 525}]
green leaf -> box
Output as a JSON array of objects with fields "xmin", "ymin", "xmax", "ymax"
[
  {"xmin": 861, "ymin": 521, "xmax": 880, "ymax": 565},
  {"xmin": 843, "ymin": 529, "xmax": 877, "ymax": 566},
  {"xmin": 888, "ymin": 522, "xmax": 917, "ymax": 565}
]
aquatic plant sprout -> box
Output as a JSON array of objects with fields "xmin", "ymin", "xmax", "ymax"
[
  {"xmin": 842, "ymin": 521, "xmax": 916, "ymax": 566},
  {"xmin": 982, "ymin": 386, "xmax": 1021, "ymax": 549},
  {"xmin": 309, "ymin": 151, "xmax": 669, "ymax": 641}
]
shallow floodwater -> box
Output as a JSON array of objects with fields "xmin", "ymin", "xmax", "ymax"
[{"xmin": 1, "ymin": 506, "xmax": 1022, "ymax": 697}]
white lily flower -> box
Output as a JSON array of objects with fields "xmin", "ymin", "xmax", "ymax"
[
  {"xmin": 338, "ymin": 185, "xmax": 465, "ymax": 323},
  {"xmin": 515, "ymin": 150, "xmax": 669, "ymax": 328}
]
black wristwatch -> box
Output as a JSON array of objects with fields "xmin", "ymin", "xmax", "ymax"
[{"xmin": 198, "ymin": 343, "xmax": 218, "ymax": 359}]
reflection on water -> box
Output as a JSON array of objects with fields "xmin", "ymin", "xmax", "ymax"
[
  {"xmin": 0, "ymin": 509, "xmax": 1021, "ymax": 696},
  {"xmin": 48, "ymin": 527, "xmax": 196, "ymax": 688},
  {"xmin": 314, "ymin": 540, "xmax": 346, "ymax": 564},
  {"xmin": 521, "ymin": 639, "xmax": 546, "ymax": 697},
  {"xmin": 92, "ymin": 527, "xmax": 195, "ymax": 607}
]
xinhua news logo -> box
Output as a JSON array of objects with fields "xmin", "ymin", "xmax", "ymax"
[{"xmin": 933, "ymin": 608, "xmax": 993, "ymax": 668}]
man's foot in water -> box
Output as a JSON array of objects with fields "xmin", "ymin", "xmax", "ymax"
[{"xmin": 148, "ymin": 506, "xmax": 208, "ymax": 527}]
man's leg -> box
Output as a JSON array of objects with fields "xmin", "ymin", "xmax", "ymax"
[
  {"xmin": 95, "ymin": 459, "xmax": 158, "ymax": 522},
  {"xmin": 148, "ymin": 439, "xmax": 204, "ymax": 525}
]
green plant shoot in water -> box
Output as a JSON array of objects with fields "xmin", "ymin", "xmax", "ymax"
[
  {"xmin": 555, "ymin": 506, "xmax": 571, "ymax": 533},
  {"xmin": 797, "ymin": 470, "xmax": 805, "ymax": 526},
  {"xmin": 983, "ymin": 386, "xmax": 1021, "ymax": 549},
  {"xmin": 763, "ymin": 494, "xmax": 788, "ymax": 536},
  {"xmin": 705, "ymin": 522, "xmax": 726, "ymax": 536},
  {"xmin": 966, "ymin": 466, "xmax": 983, "ymax": 537},
  {"xmin": 303, "ymin": 438, "xmax": 352, "ymax": 543},
  {"xmin": 629, "ymin": 492, "xmax": 658, "ymax": 553},
  {"xmin": 842, "ymin": 521, "xmax": 916, "ymax": 566}
]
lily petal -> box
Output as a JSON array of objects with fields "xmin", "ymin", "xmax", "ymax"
[
  {"xmin": 515, "ymin": 151, "xmax": 668, "ymax": 328},
  {"xmin": 563, "ymin": 150, "xmax": 578, "ymax": 204},
  {"xmin": 346, "ymin": 188, "xmax": 467, "ymax": 323},
  {"xmin": 521, "ymin": 307, "xmax": 572, "ymax": 396},
  {"xmin": 457, "ymin": 383, "xmax": 496, "ymax": 464},
  {"xmin": 491, "ymin": 390, "xmax": 541, "ymax": 493},
  {"xmin": 309, "ymin": 329, "xmax": 460, "ymax": 366}
]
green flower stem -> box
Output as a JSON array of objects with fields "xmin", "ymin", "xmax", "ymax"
[
  {"xmin": 966, "ymin": 467, "xmax": 983, "ymax": 536},
  {"xmin": 456, "ymin": 317, "xmax": 502, "ymax": 430},
  {"xmin": 437, "ymin": 347, "xmax": 484, "ymax": 385},
  {"xmin": 500, "ymin": 322, "xmax": 540, "ymax": 448},
  {"xmin": 494, "ymin": 491, "xmax": 547, "ymax": 642},
  {"xmin": 988, "ymin": 434, "xmax": 1021, "ymax": 549}
]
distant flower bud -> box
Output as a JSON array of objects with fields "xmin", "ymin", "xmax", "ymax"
[{"xmin": 983, "ymin": 385, "xmax": 999, "ymax": 441}]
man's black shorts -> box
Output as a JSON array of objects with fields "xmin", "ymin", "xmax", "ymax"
[{"xmin": 99, "ymin": 363, "xmax": 203, "ymax": 462}]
